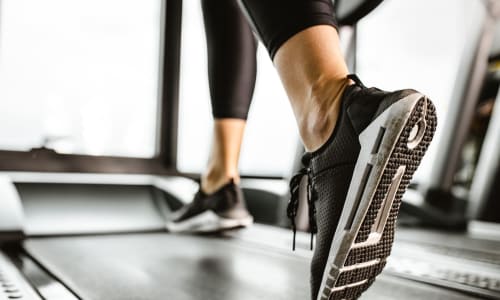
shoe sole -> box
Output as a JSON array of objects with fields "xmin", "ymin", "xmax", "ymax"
[
  {"xmin": 166, "ymin": 211, "xmax": 254, "ymax": 233},
  {"xmin": 318, "ymin": 93, "xmax": 437, "ymax": 300}
]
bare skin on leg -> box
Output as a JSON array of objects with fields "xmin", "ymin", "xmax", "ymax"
[
  {"xmin": 201, "ymin": 118, "xmax": 246, "ymax": 194},
  {"xmin": 202, "ymin": 26, "xmax": 349, "ymax": 192},
  {"xmin": 274, "ymin": 25, "xmax": 351, "ymax": 152}
]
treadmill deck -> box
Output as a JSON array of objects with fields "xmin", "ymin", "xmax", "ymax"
[{"xmin": 22, "ymin": 226, "xmax": 493, "ymax": 300}]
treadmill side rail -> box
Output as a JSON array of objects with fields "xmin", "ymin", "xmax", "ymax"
[
  {"xmin": 0, "ymin": 176, "xmax": 25, "ymax": 243},
  {"xmin": 0, "ymin": 252, "xmax": 41, "ymax": 300}
]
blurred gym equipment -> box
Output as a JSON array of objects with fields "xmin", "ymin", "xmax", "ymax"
[{"xmin": 1, "ymin": 0, "xmax": 500, "ymax": 299}]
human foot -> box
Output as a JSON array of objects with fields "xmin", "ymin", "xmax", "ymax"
[
  {"xmin": 287, "ymin": 75, "xmax": 437, "ymax": 299},
  {"xmin": 166, "ymin": 179, "xmax": 253, "ymax": 233}
]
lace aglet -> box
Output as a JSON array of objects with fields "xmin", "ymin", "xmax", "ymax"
[{"xmin": 292, "ymin": 229, "xmax": 296, "ymax": 251}]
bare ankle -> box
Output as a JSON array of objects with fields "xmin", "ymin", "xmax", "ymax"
[{"xmin": 300, "ymin": 76, "xmax": 351, "ymax": 151}]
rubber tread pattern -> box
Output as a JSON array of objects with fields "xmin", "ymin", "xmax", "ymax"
[
  {"xmin": 335, "ymin": 261, "xmax": 386, "ymax": 287},
  {"xmin": 327, "ymin": 97, "xmax": 437, "ymax": 299}
]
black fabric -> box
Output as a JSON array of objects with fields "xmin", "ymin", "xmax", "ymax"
[
  {"xmin": 202, "ymin": 0, "xmax": 257, "ymax": 120},
  {"xmin": 202, "ymin": 0, "xmax": 338, "ymax": 119},
  {"xmin": 346, "ymin": 87, "xmax": 419, "ymax": 135},
  {"xmin": 237, "ymin": 0, "xmax": 338, "ymax": 59},
  {"xmin": 334, "ymin": 0, "xmax": 384, "ymax": 26}
]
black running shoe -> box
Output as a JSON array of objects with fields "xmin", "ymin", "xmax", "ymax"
[
  {"xmin": 287, "ymin": 75, "xmax": 437, "ymax": 300},
  {"xmin": 166, "ymin": 179, "xmax": 253, "ymax": 233}
]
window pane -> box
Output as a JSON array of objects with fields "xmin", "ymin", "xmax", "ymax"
[
  {"xmin": 177, "ymin": 2, "xmax": 298, "ymax": 176},
  {"xmin": 357, "ymin": 0, "xmax": 482, "ymax": 184},
  {"xmin": 0, "ymin": 0, "xmax": 162, "ymax": 158}
]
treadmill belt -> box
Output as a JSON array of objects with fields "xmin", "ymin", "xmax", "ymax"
[{"xmin": 24, "ymin": 233, "xmax": 481, "ymax": 300}]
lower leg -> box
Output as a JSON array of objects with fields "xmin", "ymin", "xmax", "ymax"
[
  {"xmin": 201, "ymin": 119, "xmax": 246, "ymax": 194},
  {"xmin": 200, "ymin": 0, "xmax": 256, "ymax": 194},
  {"xmin": 274, "ymin": 25, "xmax": 351, "ymax": 152},
  {"xmin": 236, "ymin": 3, "xmax": 438, "ymax": 300},
  {"xmin": 167, "ymin": 117, "xmax": 252, "ymax": 232}
]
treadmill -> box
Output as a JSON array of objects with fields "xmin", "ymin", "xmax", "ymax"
[
  {"xmin": 1, "ymin": 173, "xmax": 499, "ymax": 300},
  {"xmin": 1, "ymin": 1, "xmax": 500, "ymax": 300}
]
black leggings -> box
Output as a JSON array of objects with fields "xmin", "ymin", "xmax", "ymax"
[{"xmin": 202, "ymin": 0, "xmax": 338, "ymax": 120}]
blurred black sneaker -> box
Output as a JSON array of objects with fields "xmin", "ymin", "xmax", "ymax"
[
  {"xmin": 287, "ymin": 75, "xmax": 437, "ymax": 300},
  {"xmin": 166, "ymin": 179, "xmax": 253, "ymax": 233}
]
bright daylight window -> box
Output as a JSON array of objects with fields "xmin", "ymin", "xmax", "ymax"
[
  {"xmin": 177, "ymin": 1, "xmax": 298, "ymax": 177},
  {"xmin": 356, "ymin": 0, "xmax": 482, "ymax": 184},
  {"xmin": 0, "ymin": 0, "xmax": 162, "ymax": 158}
]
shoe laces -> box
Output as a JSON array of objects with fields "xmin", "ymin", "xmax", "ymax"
[
  {"xmin": 287, "ymin": 164, "xmax": 318, "ymax": 251},
  {"xmin": 287, "ymin": 74, "xmax": 365, "ymax": 251}
]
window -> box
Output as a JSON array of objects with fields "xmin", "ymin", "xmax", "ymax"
[
  {"xmin": 356, "ymin": 0, "xmax": 482, "ymax": 184},
  {"xmin": 0, "ymin": 0, "xmax": 162, "ymax": 158}
]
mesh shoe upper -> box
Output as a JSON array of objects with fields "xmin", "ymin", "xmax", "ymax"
[
  {"xmin": 172, "ymin": 179, "xmax": 251, "ymax": 223},
  {"xmin": 287, "ymin": 75, "xmax": 420, "ymax": 299}
]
